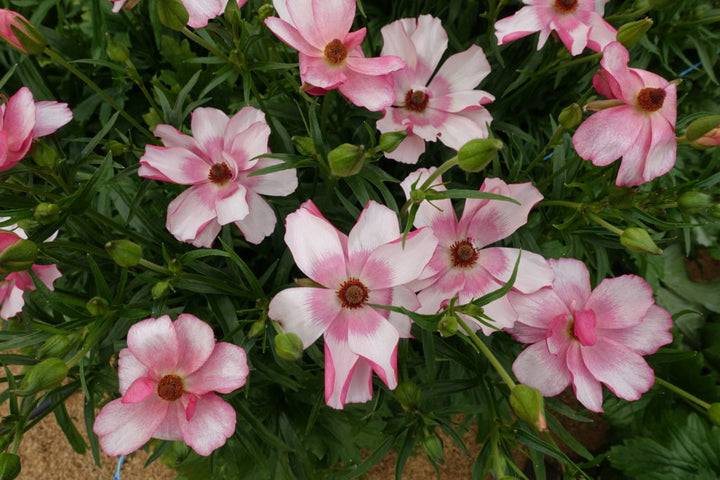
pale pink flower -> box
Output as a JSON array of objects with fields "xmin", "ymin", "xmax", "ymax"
[
  {"xmin": 109, "ymin": 0, "xmax": 247, "ymax": 28},
  {"xmin": 377, "ymin": 15, "xmax": 494, "ymax": 164},
  {"xmin": 0, "ymin": 87, "xmax": 73, "ymax": 172},
  {"xmin": 267, "ymin": 200, "xmax": 437, "ymax": 409},
  {"xmin": 264, "ymin": 0, "xmax": 405, "ymax": 111},
  {"xmin": 495, "ymin": 0, "xmax": 616, "ymax": 55},
  {"xmin": 573, "ymin": 42, "xmax": 677, "ymax": 186},
  {"xmin": 400, "ymin": 169, "xmax": 553, "ymax": 335},
  {"xmin": 508, "ymin": 258, "xmax": 673, "ymax": 412},
  {"xmin": 138, "ymin": 106, "xmax": 297, "ymax": 248},
  {"xmin": 93, "ymin": 314, "xmax": 249, "ymax": 456}
]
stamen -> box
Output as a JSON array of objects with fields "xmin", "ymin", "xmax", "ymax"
[
  {"xmin": 336, "ymin": 278, "xmax": 369, "ymax": 309},
  {"xmin": 208, "ymin": 162, "xmax": 233, "ymax": 185},
  {"xmin": 157, "ymin": 374, "xmax": 184, "ymax": 401},
  {"xmin": 324, "ymin": 39, "xmax": 348, "ymax": 65},
  {"xmin": 404, "ymin": 89, "xmax": 430, "ymax": 112},
  {"xmin": 636, "ymin": 87, "xmax": 666, "ymax": 112},
  {"xmin": 450, "ymin": 239, "xmax": 478, "ymax": 268},
  {"xmin": 554, "ymin": 0, "xmax": 578, "ymax": 12}
]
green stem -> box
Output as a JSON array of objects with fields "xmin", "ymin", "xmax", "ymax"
[
  {"xmin": 182, "ymin": 28, "xmax": 237, "ymax": 69},
  {"xmin": 138, "ymin": 258, "xmax": 170, "ymax": 275},
  {"xmin": 66, "ymin": 317, "xmax": 113, "ymax": 369},
  {"xmin": 655, "ymin": 376, "xmax": 711, "ymax": 410},
  {"xmin": 400, "ymin": 156, "xmax": 458, "ymax": 216},
  {"xmin": 585, "ymin": 211, "xmax": 624, "ymax": 236},
  {"xmin": 521, "ymin": 125, "xmax": 565, "ymax": 177},
  {"xmin": 457, "ymin": 316, "xmax": 516, "ymax": 389}
]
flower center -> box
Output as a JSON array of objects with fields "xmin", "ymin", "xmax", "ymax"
[
  {"xmin": 636, "ymin": 87, "xmax": 666, "ymax": 112},
  {"xmin": 404, "ymin": 89, "xmax": 430, "ymax": 112},
  {"xmin": 324, "ymin": 39, "xmax": 347, "ymax": 65},
  {"xmin": 208, "ymin": 162, "xmax": 232, "ymax": 185},
  {"xmin": 450, "ymin": 239, "xmax": 478, "ymax": 268},
  {"xmin": 157, "ymin": 374, "xmax": 184, "ymax": 401},
  {"xmin": 553, "ymin": 0, "xmax": 578, "ymax": 12},
  {"xmin": 336, "ymin": 278, "xmax": 369, "ymax": 309}
]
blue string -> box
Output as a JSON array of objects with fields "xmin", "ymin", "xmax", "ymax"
[
  {"xmin": 679, "ymin": 60, "xmax": 703, "ymax": 77},
  {"xmin": 113, "ymin": 455, "xmax": 125, "ymax": 480}
]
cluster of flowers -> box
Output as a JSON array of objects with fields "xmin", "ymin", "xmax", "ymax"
[{"xmin": 3, "ymin": 0, "xmax": 717, "ymax": 459}]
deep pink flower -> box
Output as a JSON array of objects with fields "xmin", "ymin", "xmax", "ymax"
[
  {"xmin": 93, "ymin": 314, "xmax": 249, "ymax": 456},
  {"xmin": 0, "ymin": 9, "xmax": 45, "ymax": 54},
  {"xmin": 0, "ymin": 87, "xmax": 73, "ymax": 172},
  {"xmin": 508, "ymin": 258, "xmax": 673, "ymax": 412},
  {"xmin": 109, "ymin": 0, "xmax": 247, "ymax": 28},
  {"xmin": 400, "ymin": 169, "xmax": 553, "ymax": 335},
  {"xmin": 377, "ymin": 15, "xmax": 494, "ymax": 164},
  {"xmin": 267, "ymin": 200, "xmax": 437, "ymax": 409},
  {"xmin": 264, "ymin": 0, "xmax": 405, "ymax": 111},
  {"xmin": 573, "ymin": 42, "xmax": 677, "ymax": 186},
  {"xmin": 138, "ymin": 106, "xmax": 297, "ymax": 248},
  {"xmin": 495, "ymin": 0, "xmax": 616, "ymax": 55}
]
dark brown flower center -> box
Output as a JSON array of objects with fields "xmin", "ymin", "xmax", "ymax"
[
  {"xmin": 336, "ymin": 278, "xmax": 369, "ymax": 309},
  {"xmin": 324, "ymin": 39, "xmax": 348, "ymax": 65},
  {"xmin": 404, "ymin": 89, "xmax": 430, "ymax": 112},
  {"xmin": 450, "ymin": 239, "xmax": 478, "ymax": 268},
  {"xmin": 554, "ymin": 0, "xmax": 578, "ymax": 12},
  {"xmin": 636, "ymin": 87, "xmax": 666, "ymax": 112},
  {"xmin": 157, "ymin": 374, "xmax": 184, "ymax": 401},
  {"xmin": 208, "ymin": 162, "xmax": 232, "ymax": 184}
]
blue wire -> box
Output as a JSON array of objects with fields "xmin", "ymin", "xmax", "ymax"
[
  {"xmin": 679, "ymin": 60, "xmax": 703, "ymax": 77},
  {"xmin": 113, "ymin": 455, "xmax": 125, "ymax": 480}
]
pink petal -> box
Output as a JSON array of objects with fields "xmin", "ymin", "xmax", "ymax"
[
  {"xmin": 565, "ymin": 343, "xmax": 604, "ymax": 412},
  {"xmin": 384, "ymin": 133, "xmax": 426, "ymax": 164},
  {"xmin": 585, "ymin": 275, "xmax": 654, "ymax": 329},
  {"xmin": 185, "ymin": 342, "xmax": 249, "ymax": 395},
  {"xmin": 586, "ymin": 12, "xmax": 617, "ymax": 52},
  {"xmin": 399, "ymin": 168, "xmax": 455, "ymax": 237},
  {"xmin": 166, "ymin": 185, "xmax": 220, "ymax": 246},
  {"xmin": 495, "ymin": 6, "xmax": 543, "ymax": 45},
  {"xmin": 173, "ymin": 313, "xmax": 216, "ymax": 377},
  {"xmin": 338, "ymin": 71, "xmax": 395, "ymax": 112},
  {"xmin": 615, "ymin": 116, "xmax": 652, "ymax": 186},
  {"xmin": 226, "ymin": 122, "xmax": 271, "ymax": 169},
  {"xmin": 246, "ymin": 158, "xmax": 298, "ymax": 197},
  {"xmin": 214, "ymin": 183, "xmax": 249, "ymax": 225},
  {"xmin": 386, "ymin": 285, "xmax": 417, "ymax": 338},
  {"xmin": 93, "ymin": 396, "xmax": 168, "ymax": 456},
  {"xmin": 32, "ymin": 101, "xmax": 72, "ymax": 138},
  {"xmin": 432, "ymin": 113, "xmax": 490, "ymax": 150},
  {"xmin": 178, "ymin": 393, "xmax": 236, "ymax": 456},
  {"xmin": 299, "ymin": 53, "xmax": 347, "ymax": 89},
  {"xmin": 431, "ymin": 45, "xmax": 491, "ymax": 94},
  {"xmin": 346, "ymin": 308, "xmax": 399, "ymax": 390},
  {"xmin": 324, "ymin": 316, "xmax": 360, "ymax": 409},
  {"xmin": 121, "ymin": 377, "xmax": 155, "ymax": 404},
  {"xmin": 553, "ymin": 16, "xmax": 590, "ymax": 56},
  {"xmin": 153, "ymin": 124, "xmax": 199, "ymax": 151},
  {"xmin": 285, "ymin": 0, "xmax": 326, "ymax": 49},
  {"xmin": 264, "ymin": 16, "xmax": 319, "ymax": 56},
  {"xmin": 183, "ymin": 0, "xmax": 225, "ymax": 28},
  {"xmin": 581, "ymin": 337, "xmax": 655, "ymax": 401},
  {"xmin": 507, "ymin": 317, "xmax": 549, "ymax": 344},
  {"xmin": 345, "ymin": 55, "xmax": 405, "ymax": 76},
  {"xmin": 268, "ymin": 287, "xmax": 341, "ymax": 348},
  {"xmin": 574, "ymin": 309, "xmax": 597, "ymax": 346},
  {"xmin": 599, "ymin": 42, "xmax": 643, "ymax": 103},
  {"xmin": 138, "ymin": 146, "xmax": 211, "ymax": 185},
  {"xmin": 513, "ymin": 342, "xmax": 571, "ymax": 397},
  {"xmin": 190, "ymin": 108, "xmax": 229, "ymax": 160},
  {"xmin": 4, "ymin": 87, "xmax": 35, "ymax": 152},
  {"xmin": 311, "ymin": 0, "xmax": 355, "ymax": 44},
  {"xmin": 343, "ymin": 359, "xmax": 374, "ymax": 405},
  {"xmin": 233, "ymin": 190, "xmax": 276, "ymax": 244},
  {"xmin": 225, "ymin": 106, "xmax": 266, "ymax": 139},
  {"xmin": 348, "ymin": 201, "xmax": 401, "ymax": 271},
  {"xmin": 474, "ymin": 296, "xmax": 518, "ymax": 334},
  {"xmin": 151, "ymin": 402, "xmax": 183, "ymax": 441},
  {"xmin": 476, "ymin": 248, "xmax": 553, "ymax": 294},
  {"xmin": 408, "ymin": 15, "xmax": 448, "ymax": 84},
  {"xmin": 30, "ymin": 264, "xmax": 61, "ymax": 291},
  {"xmin": 437, "ymin": 91, "xmax": 495, "ymax": 113},
  {"xmin": 598, "ymin": 304, "xmax": 672, "ymax": 355},
  {"xmin": 127, "ymin": 315, "xmax": 179, "ymax": 374},
  {"xmin": 572, "ymin": 105, "xmax": 643, "ymax": 167},
  {"xmin": 547, "ymin": 257, "xmax": 592, "ymax": 312},
  {"xmin": 118, "ymin": 348, "xmax": 149, "ymax": 395},
  {"xmin": 380, "ymin": 18, "xmax": 419, "ymax": 75},
  {"xmin": 0, "ymin": 282, "xmax": 25, "ymax": 320},
  {"xmin": 641, "ymin": 113, "xmax": 677, "ymax": 183},
  {"xmin": 507, "ymin": 287, "xmax": 569, "ymax": 331}
]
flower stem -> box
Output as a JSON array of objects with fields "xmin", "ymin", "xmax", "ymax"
[
  {"xmin": 400, "ymin": 156, "xmax": 458, "ymax": 216},
  {"xmin": 655, "ymin": 376, "xmax": 711, "ymax": 410},
  {"xmin": 585, "ymin": 211, "xmax": 624, "ymax": 236},
  {"xmin": 457, "ymin": 316, "xmax": 516, "ymax": 390}
]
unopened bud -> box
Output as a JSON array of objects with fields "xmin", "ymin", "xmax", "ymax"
[
  {"xmin": 32, "ymin": 141, "xmax": 60, "ymax": 168},
  {"xmin": 617, "ymin": 18, "xmax": 653, "ymax": 48},
  {"xmin": 105, "ymin": 34, "xmax": 130, "ymax": 63},
  {"xmin": 18, "ymin": 358, "xmax": 68, "ymax": 396},
  {"xmin": 274, "ymin": 332, "xmax": 304, "ymax": 361},
  {"xmin": 422, "ymin": 434, "xmax": 444, "ymax": 463},
  {"xmin": 151, "ymin": 281, "xmax": 172, "ymax": 300},
  {"xmin": 395, "ymin": 381, "xmax": 421, "ymax": 411},
  {"xmin": 156, "ymin": 0, "xmax": 190, "ymax": 30},
  {"xmin": 379, "ymin": 131, "xmax": 407, "ymax": 154},
  {"xmin": 105, "ymin": 239, "xmax": 142, "ymax": 267},
  {"xmin": 258, "ymin": 4, "xmax": 275, "ymax": 22},
  {"xmin": 248, "ymin": 320, "xmax": 266, "ymax": 338},
  {"xmin": 457, "ymin": 138, "xmax": 503, "ymax": 173},
  {"xmin": 510, "ymin": 384, "xmax": 547, "ymax": 431},
  {"xmin": 37, "ymin": 334, "xmax": 74, "ymax": 359},
  {"xmin": 86, "ymin": 296, "xmax": 109, "ymax": 316},
  {"xmin": 558, "ymin": 103, "xmax": 582, "ymax": 129},
  {"xmin": 0, "ymin": 9, "xmax": 46, "ymax": 55},
  {"xmin": 105, "ymin": 140, "xmax": 129, "ymax": 156},
  {"xmin": 678, "ymin": 191, "xmax": 713, "ymax": 214},
  {"xmin": 292, "ymin": 136, "xmax": 316, "ymax": 156},
  {"xmin": 329, "ymin": 143, "xmax": 366, "ymax": 177},
  {"xmin": 34, "ymin": 203, "xmax": 60, "ymax": 225},
  {"xmin": 0, "ymin": 452, "xmax": 21, "ymax": 480},
  {"xmin": 0, "ymin": 236, "xmax": 37, "ymax": 273},
  {"xmin": 438, "ymin": 314, "xmax": 458, "ymax": 337},
  {"xmin": 686, "ymin": 115, "xmax": 720, "ymax": 147},
  {"xmin": 708, "ymin": 403, "xmax": 720, "ymax": 427},
  {"xmin": 620, "ymin": 227, "xmax": 663, "ymax": 255}
]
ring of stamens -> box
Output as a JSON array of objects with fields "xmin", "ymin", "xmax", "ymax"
[
  {"xmin": 336, "ymin": 278, "xmax": 369, "ymax": 309},
  {"xmin": 208, "ymin": 162, "xmax": 233, "ymax": 185},
  {"xmin": 404, "ymin": 89, "xmax": 430, "ymax": 112},
  {"xmin": 157, "ymin": 374, "xmax": 184, "ymax": 401},
  {"xmin": 324, "ymin": 39, "xmax": 348, "ymax": 65},
  {"xmin": 450, "ymin": 239, "xmax": 478, "ymax": 268},
  {"xmin": 636, "ymin": 87, "xmax": 666, "ymax": 112},
  {"xmin": 553, "ymin": 0, "xmax": 578, "ymax": 12}
]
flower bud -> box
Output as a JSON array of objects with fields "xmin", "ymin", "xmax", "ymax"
[
  {"xmin": 686, "ymin": 115, "xmax": 720, "ymax": 147},
  {"xmin": 510, "ymin": 384, "xmax": 547, "ymax": 431},
  {"xmin": 328, "ymin": 143, "xmax": 366, "ymax": 177},
  {"xmin": 156, "ymin": 0, "xmax": 190, "ymax": 31},
  {"xmin": 0, "ymin": 453, "xmax": 21, "ymax": 480},
  {"xmin": 274, "ymin": 332, "xmax": 304, "ymax": 361},
  {"xmin": 105, "ymin": 33, "xmax": 130, "ymax": 63},
  {"xmin": 258, "ymin": 4, "xmax": 275, "ymax": 22},
  {"xmin": 86, "ymin": 296, "xmax": 109, "ymax": 316},
  {"xmin": 422, "ymin": 434, "xmax": 444, "ymax": 463},
  {"xmin": 34, "ymin": 203, "xmax": 60, "ymax": 225},
  {"xmin": 32, "ymin": 141, "xmax": 60, "ymax": 168},
  {"xmin": 37, "ymin": 334, "xmax": 74, "ymax": 359},
  {"xmin": 395, "ymin": 381, "xmax": 421, "ymax": 411},
  {"xmin": 105, "ymin": 239, "xmax": 142, "ymax": 267},
  {"xmin": 292, "ymin": 136, "xmax": 316, "ymax": 157},
  {"xmin": 457, "ymin": 138, "xmax": 503, "ymax": 173},
  {"xmin": 620, "ymin": 227, "xmax": 663, "ymax": 255},
  {"xmin": 379, "ymin": 131, "xmax": 407, "ymax": 154},
  {"xmin": 0, "ymin": 9, "xmax": 46, "ymax": 55},
  {"xmin": 617, "ymin": 18, "xmax": 653, "ymax": 48},
  {"xmin": 248, "ymin": 320, "xmax": 266, "ymax": 338},
  {"xmin": 710, "ymin": 204, "xmax": 720, "ymax": 219},
  {"xmin": 438, "ymin": 314, "xmax": 458, "ymax": 337},
  {"xmin": 18, "ymin": 358, "xmax": 68, "ymax": 396},
  {"xmin": 151, "ymin": 281, "xmax": 172, "ymax": 300},
  {"xmin": 708, "ymin": 403, "xmax": 720, "ymax": 427},
  {"xmin": 677, "ymin": 191, "xmax": 713, "ymax": 214},
  {"xmin": 558, "ymin": 103, "xmax": 582, "ymax": 130},
  {"xmin": 0, "ymin": 237, "xmax": 38, "ymax": 273}
]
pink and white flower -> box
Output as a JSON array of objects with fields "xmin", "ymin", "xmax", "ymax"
[
  {"xmin": 0, "ymin": 9, "xmax": 45, "ymax": 54},
  {"xmin": 377, "ymin": 15, "xmax": 494, "ymax": 164},
  {"xmin": 508, "ymin": 257, "xmax": 673, "ymax": 412},
  {"xmin": 267, "ymin": 200, "xmax": 437, "ymax": 409},
  {"xmin": 495, "ymin": 0, "xmax": 616, "ymax": 56},
  {"xmin": 572, "ymin": 42, "xmax": 677, "ymax": 186},
  {"xmin": 1, "ymin": 87, "xmax": 73, "ymax": 172},
  {"xmin": 109, "ymin": 0, "xmax": 247, "ymax": 28},
  {"xmin": 93, "ymin": 314, "xmax": 249, "ymax": 456},
  {"xmin": 400, "ymin": 169, "xmax": 553, "ymax": 334},
  {"xmin": 264, "ymin": 0, "xmax": 405, "ymax": 111},
  {"xmin": 138, "ymin": 106, "xmax": 298, "ymax": 248}
]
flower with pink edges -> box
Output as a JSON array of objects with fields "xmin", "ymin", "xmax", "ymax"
[
  {"xmin": 267, "ymin": 200, "xmax": 437, "ymax": 409},
  {"xmin": 377, "ymin": 15, "xmax": 494, "ymax": 164},
  {"xmin": 0, "ymin": 9, "xmax": 45, "ymax": 54},
  {"xmin": 138, "ymin": 106, "xmax": 298, "ymax": 248},
  {"xmin": 495, "ymin": 0, "xmax": 616, "ymax": 56},
  {"xmin": 400, "ymin": 168, "xmax": 554, "ymax": 335},
  {"xmin": 1, "ymin": 87, "xmax": 73, "ymax": 172},
  {"xmin": 692, "ymin": 126, "xmax": 720, "ymax": 148},
  {"xmin": 507, "ymin": 257, "xmax": 673, "ymax": 412},
  {"xmin": 572, "ymin": 42, "xmax": 677, "ymax": 186},
  {"xmin": 263, "ymin": 0, "xmax": 405, "ymax": 111},
  {"xmin": 108, "ymin": 0, "xmax": 247, "ymax": 28},
  {"xmin": 93, "ymin": 314, "xmax": 249, "ymax": 456}
]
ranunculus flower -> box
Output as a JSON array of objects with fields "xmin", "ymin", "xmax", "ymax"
[
  {"xmin": 0, "ymin": 87, "xmax": 73, "ymax": 172},
  {"xmin": 400, "ymin": 168, "xmax": 553, "ymax": 334},
  {"xmin": 376, "ymin": 15, "xmax": 494, "ymax": 164},
  {"xmin": 264, "ymin": 0, "xmax": 405, "ymax": 111},
  {"xmin": 495, "ymin": 0, "xmax": 616, "ymax": 56},
  {"xmin": 0, "ymin": 9, "xmax": 46, "ymax": 54},
  {"xmin": 138, "ymin": 106, "xmax": 298, "ymax": 248},
  {"xmin": 572, "ymin": 42, "xmax": 677, "ymax": 186},
  {"xmin": 268, "ymin": 200, "xmax": 437, "ymax": 409},
  {"xmin": 109, "ymin": 0, "xmax": 247, "ymax": 28},
  {"xmin": 93, "ymin": 314, "xmax": 249, "ymax": 456},
  {"xmin": 692, "ymin": 126, "xmax": 720, "ymax": 148},
  {"xmin": 508, "ymin": 257, "xmax": 673, "ymax": 412}
]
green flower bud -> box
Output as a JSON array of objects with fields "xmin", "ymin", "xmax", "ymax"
[
  {"xmin": 258, "ymin": 4, "xmax": 275, "ymax": 22},
  {"xmin": 395, "ymin": 381, "xmax": 421, "ymax": 411},
  {"xmin": 422, "ymin": 434, "xmax": 444, "ymax": 463},
  {"xmin": 685, "ymin": 115, "xmax": 720, "ymax": 142},
  {"xmin": 460, "ymin": 303, "xmax": 484, "ymax": 318},
  {"xmin": 379, "ymin": 131, "xmax": 407, "ymax": 153},
  {"xmin": 0, "ymin": 238, "xmax": 38, "ymax": 273},
  {"xmin": 32, "ymin": 141, "xmax": 60, "ymax": 168},
  {"xmin": 248, "ymin": 320, "xmax": 266, "ymax": 338},
  {"xmin": 34, "ymin": 203, "xmax": 60, "ymax": 225},
  {"xmin": 18, "ymin": 358, "xmax": 68, "ymax": 396},
  {"xmin": 328, "ymin": 143, "xmax": 366, "ymax": 177},
  {"xmin": 151, "ymin": 281, "xmax": 172, "ymax": 300},
  {"xmin": 620, "ymin": 228, "xmax": 663, "ymax": 255},
  {"xmin": 707, "ymin": 403, "xmax": 720, "ymax": 427},
  {"xmin": 0, "ymin": 11, "xmax": 46, "ymax": 55},
  {"xmin": 438, "ymin": 314, "xmax": 458, "ymax": 337},
  {"xmin": 510, "ymin": 384, "xmax": 547, "ymax": 431},
  {"xmin": 678, "ymin": 191, "xmax": 713, "ymax": 214},
  {"xmin": 409, "ymin": 188, "xmax": 426, "ymax": 205},
  {"xmin": 710, "ymin": 204, "xmax": 720, "ymax": 219},
  {"xmin": 37, "ymin": 334, "xmax": 74, "ymax": 359},
  {"xmin": 105, "ymin": 34, "xmax": 130, "ymax": 63},
  {"xmin": 168, "ymin": 258, "xmax": 182, "ymax": 274},
  {"xmin": 457, "ymin": 138, "xmax": 503, "ymax": 173},
  {"xmin": 86, "ymin": 297, "xmax": 109, "ymax": 316},
  {"xmin": 0, "ymin": 453, "xmax": 21, "ymax": 480},
  {"xmin": 105, "ymin": 140, "xmax": 129, "ymax": 157},
  {"xmin": 558, "ymin": 103, "xmax": 583, "ymax": 130},
  {"xmin": 105, "ymin": 239, "xmax": 142, "ymax": 267},
  {"xmin": 292, "ymin": 136, "xmax": 316, "ymax": 156},
  {"xmin": 617, "ymin": 18, "xmax": 653, "ymax": 48},
  {"xmin": 156, "ymin": 0, "xmax": 190, "ymax": 31},
  {"xmin": 274, "ymin": 332, "xmax": 304, "ymax": 361}
]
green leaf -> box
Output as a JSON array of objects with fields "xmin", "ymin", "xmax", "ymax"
[{"xmin": 53, "ymin": 401, "xmax": 87, "ymax": 454}]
